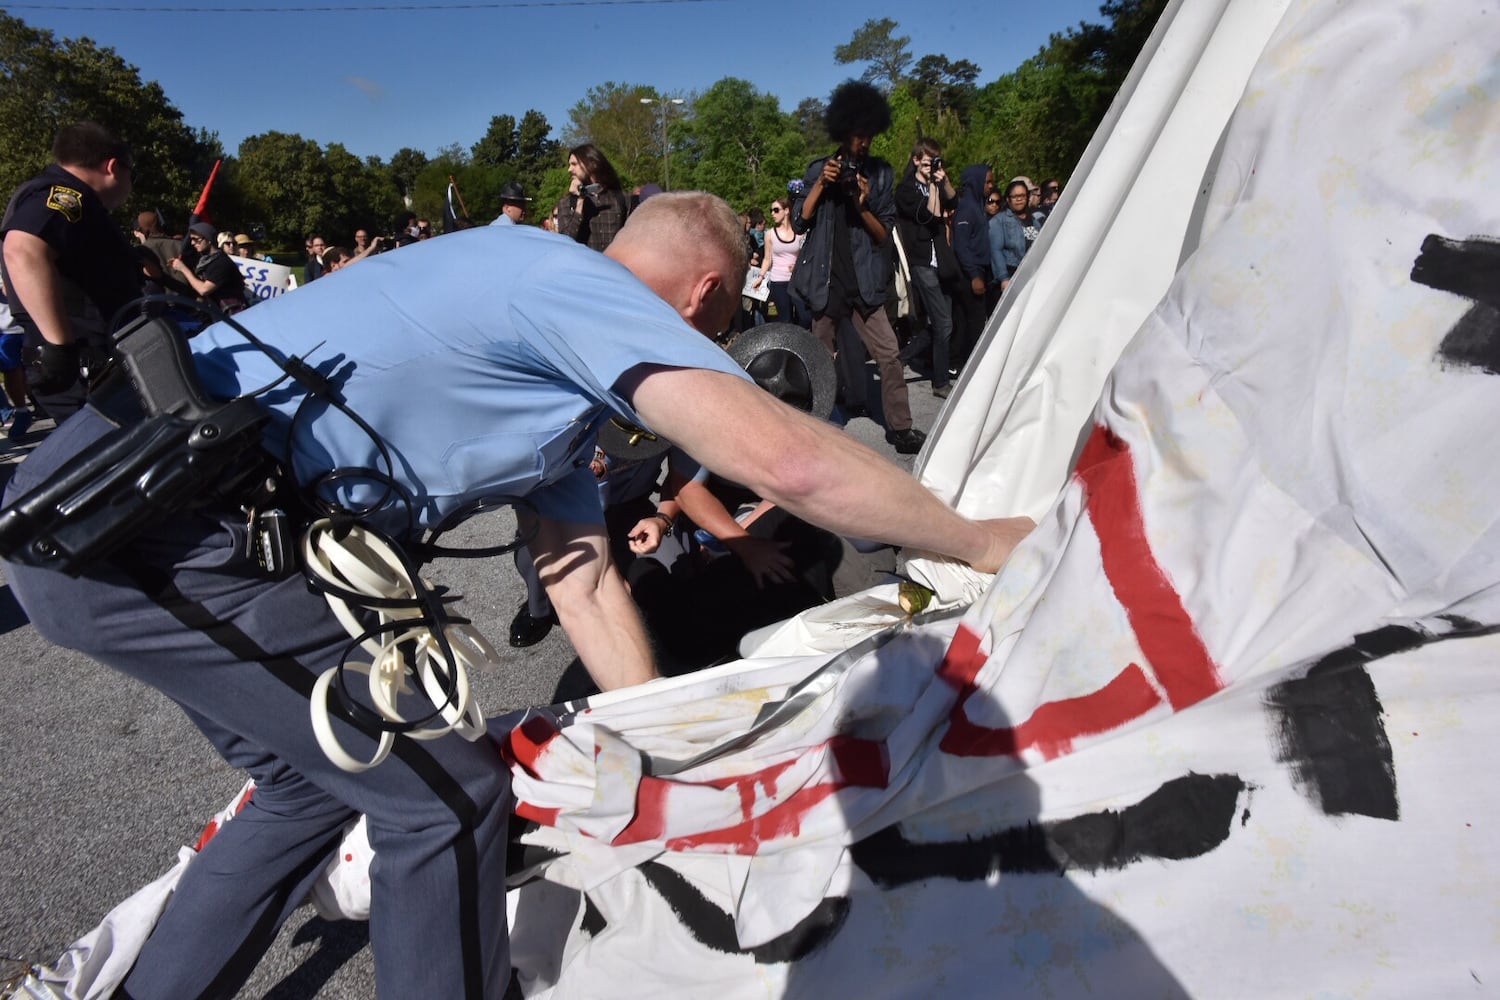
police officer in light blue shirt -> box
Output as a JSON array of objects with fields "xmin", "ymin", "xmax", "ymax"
[
  {"xmin": 4, "ymin": 192, "xmax": 1033, "ymax": 999},
  {"xmin": 191, "ymin": 222, "xmax": 745, "ymax": 536},
  {"xmin": 488, "ymin": 180, "xmax": 530, "ymax": 226}
]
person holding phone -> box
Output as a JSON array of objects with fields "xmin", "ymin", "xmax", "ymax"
[{"xmin": 554, "ymin": 143, "xmax": 630, "ymax": 252}]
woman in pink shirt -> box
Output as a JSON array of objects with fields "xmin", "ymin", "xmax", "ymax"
[{"xmin": 758, "ymin": 196, "xmax": 809, "ymax": 328}]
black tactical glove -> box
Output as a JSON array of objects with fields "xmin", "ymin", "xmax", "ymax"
[{"xmin": 27, "ymin": 341, "xmax": 81, "ymax": 396}]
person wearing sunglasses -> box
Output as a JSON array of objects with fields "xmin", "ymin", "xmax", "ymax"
[
  {"xmin": 171, "ymin": 221, "xmax": 250, "ymax": 316},
  {"xmin": 759, "ymin": 197, "xmax": 809, "ymax": 328},
  {"xmin": 0, "ymin": 121, "xmax": 142, "ymax": 420}
]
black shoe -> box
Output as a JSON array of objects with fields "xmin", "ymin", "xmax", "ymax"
[
  {"xmin": 885, "ymin": 427, "xmax": 927, "ymax": 454},
  {"xmin": 509, "ymin": 603, "xmax": 557, "ymax": 648},
  {"xmin": 931, "ymin": 383, "xmax": 951, "ymax": 399}
]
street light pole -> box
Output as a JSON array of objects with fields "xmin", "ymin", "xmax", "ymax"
[{"xmin": 640, "ymin": 96, "xmax": 685, "ymax": 191}]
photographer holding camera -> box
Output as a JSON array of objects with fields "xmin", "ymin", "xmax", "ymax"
[
  {"xmin": 790, "ymin": 80, "xmax": 925, "ymax": 454},
  {"xmin": 895, "ymin": 138, "xmax": 960, "ymax": 399}
]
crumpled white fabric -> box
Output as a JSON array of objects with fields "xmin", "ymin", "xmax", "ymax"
[{"xmin": 502, "ymin": 1, "xmax": 1500, "ymax": 995}]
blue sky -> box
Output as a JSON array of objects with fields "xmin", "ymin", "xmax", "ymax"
[{"xmin": 8, "ymin": 0, "xmax": 1109, "ymax": 162}]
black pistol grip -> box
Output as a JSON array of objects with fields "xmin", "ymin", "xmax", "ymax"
[{"xmin": 112, "ymin": 315, "xmax": 220, "ymax": 421}]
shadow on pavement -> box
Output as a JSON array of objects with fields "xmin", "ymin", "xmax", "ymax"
[
  {"xmin": 0, "ymin": 584, "xmax": 29, "ymax": 636},
  {"xmin": 261, "ymin": 918, "xmax": 371, "ymax": 1000}
]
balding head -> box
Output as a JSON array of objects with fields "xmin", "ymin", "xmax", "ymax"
[{"xmin": 606, "ymin": 191, "xmax": 747, "ymax": 337}]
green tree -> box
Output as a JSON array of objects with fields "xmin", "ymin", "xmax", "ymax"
[
  {"xmin": 0, "ymin": 12, "xmax": 215, "ymax": 224},
  {"xmin": 792, "ymin": 97, "xmax": 829, "ymax": 161},
  {"xmin": 388, "ymin": 146, "xmax": 429, "ymax": 203},
  {"xmin": 471, "ymin": 114, "xmax": 518, "ymax": 168},
  {"xmin": 833, "ymin": 18, "xmax": 912, "ymax": 94},
  {"xmin": 972, "ymin": 0, "xmax": 1168, "ymax": 184},
  {"xmin": 408, "ymin": 145, "xmax": 513, "ymax": 230},
  {"xmin": 563, "ymin": 81, "xmax": 660, "ymax": 185},
  {"xmin": 514, "ymin": 110, "xmax": 560, "ymax": 195},
  {"xmin": 321, "ymin": 143, "xmax": 402, "ymax": 245},
  {"xmin": 468, "ymin": 110, "xmax": 558, "ymax": 202},
  {"xmin": 235, "ymin": 131, "xmax": 340, "ymax": 247},
  {"xmin": 909, "ymin": 54, "xmax": 982, "ymax": 128},
  {"xmin": 674, "ymin": 79, "xmax": 803, "ymax": 210}
]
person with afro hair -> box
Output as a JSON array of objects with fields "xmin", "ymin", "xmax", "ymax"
[{"xmin": 789, "ymin": 80, "xmax": 926, "ymax": 454}]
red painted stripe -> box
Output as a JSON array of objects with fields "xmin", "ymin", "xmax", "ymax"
[
  {"xmin": 611, "ymin": 737, "xmax": 888, "ymax": 852},
  {"xmin": 1076, "ymin": 425, "xmax": 1223, "ymax": 708},
  {"xmin": 665, "ymin": 784, "xmax": 842, "ymax": 853},
  {"xmin": 502, "ymin": 713, "xmax": 561, "ymax": 779},
  {"xmin": 937, "ymin": 622, "xmax": 988, "ymax": 690},
  {"xmin": 940, "ymin": 662, "xmax": 1165, "ymax": 759}
]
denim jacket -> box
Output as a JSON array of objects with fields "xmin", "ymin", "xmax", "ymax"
[{"xmin": 790, "ymin": 154, "xmax": 896, "ymax": 313}]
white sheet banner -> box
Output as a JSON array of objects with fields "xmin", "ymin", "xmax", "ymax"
[
  {"xmin": 232, "ymin": 256, "xmax": 296, "ymax": 303},
  {"xmin": 32, "ymin": 2, "xmax": 1500, "ymax": 997},
  {"xmin": 499, "ymin": 1, "xmax": 1500, "ymax": 995}
]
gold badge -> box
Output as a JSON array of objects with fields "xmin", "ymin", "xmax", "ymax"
[{"xmin": 46, "ymin": 185, "xmax": 84, "ymax": 223}]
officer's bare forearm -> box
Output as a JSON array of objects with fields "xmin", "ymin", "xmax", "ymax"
[
  {"xmin": 3, "ymin": 231, "xmax": 72, "ymax": 344},
  {"xmin": 632, "ymin": 369, "xmax": 1022, "ymax": 571}
]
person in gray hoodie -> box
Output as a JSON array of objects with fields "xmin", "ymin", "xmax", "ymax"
[{"xmin": 951, "ymin": 163, "xmax": 994, "ymax": 373}]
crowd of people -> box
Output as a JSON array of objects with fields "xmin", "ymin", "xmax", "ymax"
[{"xmin": 0, "ymin": 108, "xmax": 1037, "ymax": 997}]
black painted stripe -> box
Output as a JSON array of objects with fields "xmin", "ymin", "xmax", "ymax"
[
  {"xmin": 851, "ymin": 772, "xmax": 1249, "ymax": 888},
  {"xmin": 637, "ymin": 861, "xmax": 851, "ymax": 963}
]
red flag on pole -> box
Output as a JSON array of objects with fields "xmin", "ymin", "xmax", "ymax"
[
  {"xmin": 180, "ymin": 159, "xmax": 222, "ymax": 257},
  {"xmin": 192, "ymin": 159, "xmax": 221, "ymax": 222}
]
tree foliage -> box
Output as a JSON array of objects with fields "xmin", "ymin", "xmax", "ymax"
[
  {"xmin": 792, "ymin": 98, "xmax": 829, "ymax": 162},
  {"xmin": 909, "ymin": 54, "xmax": 982, "ymax": 129},
  {"xmin": 235, "ymin": 132, "xmax": 340, "ymax": 244},
  {"xmin": 0, "ymin": 12, "xmax": 215, "ymax": 228},
  {"xmin": 564, "ymin": 81, "xmax": 662, "ymax": 185},
  {"xmin": 513, "ymin": 110, "xmax": 561, "ymax": 195},
  {"xmin": 388, "ymin": 147, "xmax": 429, "ymax": 201},
  {"xmin": 970, "ymin": 0, "xmax": 1168, "ymax": 184},
  {"xmin": 1, "ymin": 5, "xmax": 1166, "ymax": 245},
  {"xmin": 833, "ymin": 18, "xmax": 912, "ymax": 94},
  {"xmin": 471, "ymin": 115, "xmax": 518, "ymax": 168},
  {"xmin": 675, "ymin": 79, "xmax": 804, "ymax": 209},
  {"xmin": 468, "ymin": 111, "xmax": 559, "ymax": 202}
]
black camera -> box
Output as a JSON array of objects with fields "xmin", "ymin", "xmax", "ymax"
[
  {"xmin": 931, "ymin": 156, "xmax": 944, "ymax": 173},
  {"xmin": 835, "ymin": 153, "xmax": 864, "ymax": 198}
]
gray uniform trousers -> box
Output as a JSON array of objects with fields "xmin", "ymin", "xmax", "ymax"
[{"xmin": 5, "ymin": 407, "xmax": 512, "ymax": 999}]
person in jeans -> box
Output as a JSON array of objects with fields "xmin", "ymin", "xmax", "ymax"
[{"xmin": 895, "ymin": 138, "xmax": 960, "ymax": 398}]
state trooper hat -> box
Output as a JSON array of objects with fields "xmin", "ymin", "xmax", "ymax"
[
  {"xmin": 498, "ymin": 181, "xmax": 531, "ymax": 203},
  {"xmin": 727, "ymin": 322, "xmax": 837, "ymax": 421}
]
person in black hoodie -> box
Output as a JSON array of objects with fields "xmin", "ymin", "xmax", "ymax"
[
  {"xmin": 894, "ymin": 138, "xmax": 960, "ymax": 397},
  {"xmin": 951, "ymin": 163, "xmax": 994, "ymax": 374}
]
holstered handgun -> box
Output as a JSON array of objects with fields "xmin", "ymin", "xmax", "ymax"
[{"xmin": 0, "ymin": 316, "xmax": 270, "ymax": 575}]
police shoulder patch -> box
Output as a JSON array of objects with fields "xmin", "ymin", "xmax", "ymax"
[{"xmin": 45, "ymin": 185, "xmax": 84, "ymax": 223}]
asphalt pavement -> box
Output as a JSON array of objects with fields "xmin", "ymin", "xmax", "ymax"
[{"xmin": 0, "ymin": 359, "xmax": 952, "ymax": 999}]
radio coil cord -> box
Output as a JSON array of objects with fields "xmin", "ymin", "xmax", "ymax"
[{"xmin": 111, "ymin": 295, "xmax": 540, "ymax": 771}]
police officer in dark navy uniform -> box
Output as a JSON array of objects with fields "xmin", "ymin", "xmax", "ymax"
[{"xmin": 0, "ymin": 122, "xmax": 142, "ymax": 421}]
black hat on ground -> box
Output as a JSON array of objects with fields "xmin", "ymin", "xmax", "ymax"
[{"xmin": 727, "ymin": 322, "xmax": 837, "ymax": 422}]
